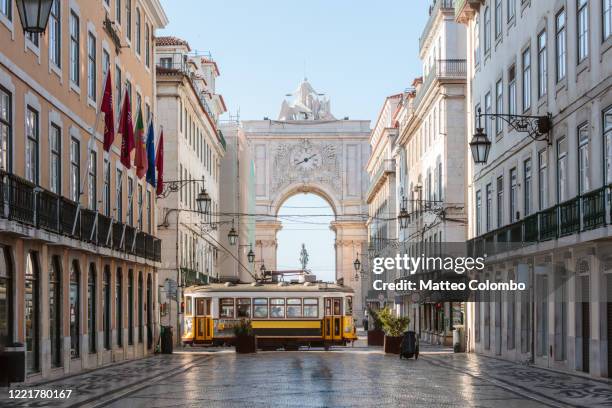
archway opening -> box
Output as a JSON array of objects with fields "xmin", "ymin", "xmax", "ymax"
[{"xmin": 276, "ymin": 193, "xmax": 335, "ymax": 282}]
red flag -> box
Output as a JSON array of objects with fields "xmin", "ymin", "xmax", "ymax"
[
  {"xmin": 118, "ymin": 92, "xmax": 134, "ymax": 168},
  {"xmin": 156, "ymin": 131, "xmax": 164, "ymax": 196},
  {"xmin": 134, "ymin": 109, "xmax": 148, "ymax": 179},
  {"xmin": 101, "ymin": 71, "xmax": 115, "ymax": 151}
]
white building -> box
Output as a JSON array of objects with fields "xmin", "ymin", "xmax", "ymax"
[
  {"xmin": 155, "ymin": 36, "xmax": 226, "ymax": 342},
  {"xmin": 456, "ymin": 0, "xmax": 612, "ymax": 377}
]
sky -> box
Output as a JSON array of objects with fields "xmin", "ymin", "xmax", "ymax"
[{"xmin": 159, "ymin": 0, "xmax": 430, "ymax": 281}]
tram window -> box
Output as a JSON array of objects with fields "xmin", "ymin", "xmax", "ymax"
[
  {"xmin": 346, "ymin": 296, "xmax": 353, "ymax": 316},
  {"xmin": 253, "ymin": 298, "xmax": 268, "ymax": 318},
  {"xmin": 333, "ymin": 299, "xmax": 342, "ymax": 315},
  {"xmin": 303, "ymin": 298, "xmax": 318, "ymax": 318},
  {"xmin": 195, "ymin": 298, "xmax": 205, "ymax": 316},
  {"xmin": 186, "ymin": 296, "xmax": 193, "ymax": 316},
  {"xmin": 220, "ymin": 298, "xmax": 235, "ymax": 318},
  {"xmin": 286, "ymin": 299, "xmax": 302, "ymax": 318},
  {"xmin": 237, "ymin": 298, "xmax": 251, "ymax": 318},
  {"xmin": 270, "ymin": 298, "xmax": 285, "ymax": 318}
]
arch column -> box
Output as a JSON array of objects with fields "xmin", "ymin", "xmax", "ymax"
[
  {"xmin": 254, "ymin": 220, "xmax": 283, "ymax": 278},
  {"xmin": 331, "ymin": 220, "xmax": 368, "ymax": 322}
]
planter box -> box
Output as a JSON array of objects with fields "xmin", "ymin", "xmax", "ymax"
[
  {"xmin": 367, "ymin": 330, "xmax": 385, "ymax": 346},
  {"xmin": 235, "ymin": 335, "xmax": 257, "ymax": 354},
  {"xmin": 384, "ymin": 335, "xmax": 403, "ymax": 354}
]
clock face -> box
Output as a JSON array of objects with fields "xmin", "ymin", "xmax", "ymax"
[{"xmin": 290, "ymin": 146, "xmax": 321, "ymax": 171}]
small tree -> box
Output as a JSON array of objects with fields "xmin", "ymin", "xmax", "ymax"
[{"xmin": 376, "ymin": 307, "xmax": 409, "ymax": 337}]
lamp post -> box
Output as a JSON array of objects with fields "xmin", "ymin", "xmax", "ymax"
[
  {"xmin": 470, "ymin": 107, "xmax": 552, "ymax": 165},
  {"xmin": 16, "ymin": 0, "xmax": 54, "ymax": 33}
]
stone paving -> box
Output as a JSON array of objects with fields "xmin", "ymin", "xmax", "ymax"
[{"xmin": 0, "ymin": 345, "xmax": 610, "ymax": 408}]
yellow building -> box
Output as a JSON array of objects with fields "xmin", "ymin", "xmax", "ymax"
[{"xmin": 0, "ymin": 0, "xmax": 168, "ymax": 382}]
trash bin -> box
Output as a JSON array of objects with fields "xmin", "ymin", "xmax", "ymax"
[{"xmin": 161, "ymin": 326, "xmax": 173, "ymax": 354}]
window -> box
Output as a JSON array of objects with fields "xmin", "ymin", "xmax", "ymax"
[
  {"xmin": 524, "ymin": 159, "xmax": 532, "ymax": 216},
  {"xmin": 522, "ymin": 48, "xmax": 531, "ymax": 111},
  {"xmin": 50, "ymin": 124, "xmax": 61, "ymax": 194},
  {"xmin": 116, "ymin": 0, "xmax": 121, "ymax": 24},
  {"xmin": 125, "ymin": 0, "xmax": 132, "ymax": 41},
  {"xmin": 0, "ymin": 0, "xmax": 11, "ymax": 20},
  {"xmin": 103, "ymin": 267, "xmax": 110, "ymax": 350},
  {"xmin": 508, "ymin": 65, "xmax": 517, "ymax": 115},
  {"xmin": 220, "ymin": 298, "xmax": 234, "ymax": 318},
  {"xmin": 128, "ymin": 270, "xmax": 133, "ymax": 345},
  {"xmin": 605, "ymin": 107, "xmax": 612, "ymax": 184},
  {"xmin": 70, "ymin": 11, "xmax": 80, "ymax": 86},
  {"xmin": 0, "ymin": 88, "xmax": 11, "ymax": 172},
  {"xmin": 537, "ymin": 31, "xmax": 547, "ymax": 98},
  {"xmin": 484, "ymin": 7, "xmax": 491, "ymax": 54},
  {"xmin": 26, "ymin": 108, "xmax": 39, "ymax": 184},
  {"xmin": 88, "ymin": 33, "xmax": 96, "ymax": 101},
  {"xmin": 145, "ymin": 24, "xmax": 150, "ymax": 67},
  {"xmin": 135, "ymin": 9, "xmax": 141, "ymax": 55},
  {"xmin": 287, "ymin": 299, "xmax": 302, "ymax": 318},
  {"xmin": 578, "ymin": 124, "xmax": 590, "ymax": 193},
  {"xmin": 303, "ymin": 298, "xmax": 318, "ymax": 317},
  {"xmin": 103, "ymin": 159, "xmax": 111, "ymax": 216},
  {"xmin": 507, "ymin": 0, "xmax": 515, "ymax": 22},
  {"xmin": 476, "ymin": 190, "xmax": 482, "ymax": 235},
  {"xmin": 557, "ymin": 137, "xmax": 568, "ymax": 202},
  {"xmin": 538, "ymin": 150, "xmax": 548, "ymax": 209},
  {"xmin": 70, "ymin": 138, "xmax": 80, "ymax": 202},
  {"xmin": 237, "ymin": 299, "xmax": 251, "ymax": 318},
  {"xmin": 577, "ymin": 0, "xmax": 589, "ymax": 62},
  {"xmin": 253, "ymin": 298, "xmax": 268, "ymax": 318},
  {"xmin": 116, "ymin": 169, "xmax": 123, "ymax": 222},
  {"xmin": 605, "ymin": 0, "xmax": 612, "ymax": 40},
  {"xmin": 495, "ymin": 80, "xmax": 503, "ymax": 134},
  {"xmin": 510, "ymin": 168, "xmax": 518, "ymax": 221},
  {"xmin": 497, "ymin": 176, "xmax": 504, "ymax": 227},
  {"xmin": 127, "ymin": 177, "xmax": 134, "ymax": 226},
  {"xmin": 486, "ymin": 183, "xmax": 493, "ymax": 231},
  {"xmin": 49, "ymin": 0, "xmax": 61, "ymax": 67},
  {"xmin": 0, "ymin": 247, "xmax": 12, "ymax": 350},
  {"xmin": 116, "ymin": 268, "xmax": 122, "ymax": 347},
  {"xmin": 270, "ymin": 299, "xmax": 285, "ymax": 318},
  {"xmin": 70, "ymin": 261, "xmax": 80, "ymax": 358},
  {"xmin": 556, "ymin": 9, "xmax": 567, "ymax": 82},
  {"xmin": 138, "ymin": 272, "xmax": 143, "ymax": 343},
  {"xmin": 485, "ymin": 92, "xmax": 492, "ymax": 138},
  {"xmin": 495, "ymin": 0, "xmax": 502, "ymax": 39},
  {"xmin": 25, "ymin": 254, "xmax": 39, "ymax": 374},
  {"xmin": 88, "ymin": 264, "xmax": 96, "ymax": 354},
  {"xmin": 88, "ymin": 150, "xmax": 97, "ymax": 210}
]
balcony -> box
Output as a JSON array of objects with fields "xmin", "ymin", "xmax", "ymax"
[
  {"xmin": 0, "ymin": 171, "xmax": 161, "ymax": 263},
  {"xmin": 413, "ymin": 59, "xmax": 467, "ymax": 109},
  {"xmin": 468, "ymin": 186, "xmax": 612, "ymax": 258},
  {"xmin": 420, "ymin": 0, "xmax": 456, "ymax": 51},
  {"xmin": 366, "ymin": 159, "xmax": 395, "ymax": 203}
]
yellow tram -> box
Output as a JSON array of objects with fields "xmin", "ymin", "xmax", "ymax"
[{"xmin": 181, "ymin": 281, "xmax": 357, "ymax": 349}]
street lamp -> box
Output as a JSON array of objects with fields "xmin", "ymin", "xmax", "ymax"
[
  {"xmin": 247, "ymin": 245, "xmax": 255, "ymax": 264},
  {"xmin": 16, "ymin": 0, "xmax": 54, "ymax": 34},
  {"xmin": 196, "ymin": 187, "xmax": 211, "ymax": 215},
  {"xmin": 227, "ymin": 219, "xmax": 238, "ymax": 246}
]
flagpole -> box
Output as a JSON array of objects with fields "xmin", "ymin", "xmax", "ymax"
[{"xmin": 72, "ymin": 68, "xmax": 111, "ymax": 237}]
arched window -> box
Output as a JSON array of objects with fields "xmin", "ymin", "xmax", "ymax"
[
  {"xmin": 49, "ymin": 256, "xmax": 62, "ymax": 368},
  {"xmin": 138, "ymin": 272, "xmax": 143, "ymax": 343},
  {"xmin": 0, "ymin": 246, "xmax": 12, "ymax": 349},
  {"xmin": 88, "ymin": 264, "xmax": 96, "ymax": 354},
  {"xmin": 128, "ymin": 269, "xmax": 134, "ymax": 345},
  {"xmin": 70, "ymin": 261, "xmax": 80, "ymax": 358},
  {"xmin": 146, "ymin": 274, "xmax": 152, "ymax": 349},
  {"xmin": 25, "ymin": 252, "xmax": 40, "ymax": 374},
  {"xmin": 103, "ymin": 266, "xmax": 111, "ymax": 350},
  {"xmin": 116, "ymin": 268, "xmax": 123, "ymax": 347}
]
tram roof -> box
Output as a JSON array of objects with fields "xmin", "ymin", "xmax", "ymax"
[{"xmin": 184, "ymin": 282, "xmax": 354, "ymax": 294}]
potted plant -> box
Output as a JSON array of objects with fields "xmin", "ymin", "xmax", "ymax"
[
  {"xmin": 367, "ymin": 307, "xmax": 385, "ymax": 346},
  {"xmin": 233, "ymin": 319, "xmax": 257, "ymax": 354},
  {"xmin": 377, "ymin": 307, "xmax": 410, "ymax": 354}
]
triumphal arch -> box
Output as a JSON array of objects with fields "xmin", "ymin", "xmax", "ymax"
[{"xmin": 241, "ymin": 80, "xmax": 370, "ymax": 316}]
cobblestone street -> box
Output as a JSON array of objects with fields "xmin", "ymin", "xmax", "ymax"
[{"xmin": 1, "ymin": 345, "xmax": 611, "ymax": 408}]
